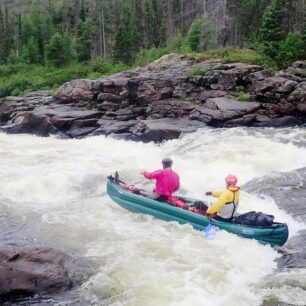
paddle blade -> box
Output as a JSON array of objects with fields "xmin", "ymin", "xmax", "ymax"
[{"xmin": 204, "ymin": 223, "xmax": 216, "ymax": 240}]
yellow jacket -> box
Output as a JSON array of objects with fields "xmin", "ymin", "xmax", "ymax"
[{"xmin": 207, "ymin": 186, "xmax": 240, "ymax": 218}]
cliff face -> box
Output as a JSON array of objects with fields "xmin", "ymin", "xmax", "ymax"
[{"xmin": 0, "ymin": 54, "xmax": 306, "ymax": 142}]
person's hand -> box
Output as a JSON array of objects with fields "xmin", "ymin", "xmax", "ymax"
[{"xmin": 205, "ymin": 191, "xmax": 212, "ymax": 196}]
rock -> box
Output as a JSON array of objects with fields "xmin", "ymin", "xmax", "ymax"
[
  {"xmin": 253, "ymin": 116, "xmax": 300, "ymax": 127},
  {"xmin": 297, "ymin": 103, "xmax": 306, "ymax": 114},
  {"xmin": 215, "ymin": 63, "xmax": 262, "ymax": 90},
  {"xmin": 249, "ymin": 76, "xmax": 290, "ymax": 96},
  {"xmin": 94, "ymin": 119, "xmax": 137, "ymax": 135},
  {"xmin": 137, "ymin": 79, "xmax": 173, "ymax": 101},
  {"xmin": 97, "ymin": 101, "xmax": 120, "ymax": 111},
  {"xmin": 102, "ymin": 78, "xmax": 129, "ymax": 97},
  {"xmin": 243, "ymin": 69, "xmax": 275, "ymax": 83},
  {"xmin": 287, "ymin": 82, "xmax": 306, "ymax": 103},
  {"xmin": 224, "ymin": 114, "xmax": 256, "ymax": 127},
  {"xmin": 277, "ymin": 101, "xmax": 295, "ymax": 115},
  {"xmin": 130, "ymin": 118, "xmax": 206, "ymax": 142},
  {"xmin": 292, "ymin": 60, "xmax": 306, "ymax": 70},
  {"xmin": 146, "ymin": 99, "xmax": 195, "ymax": 119},
  {"xmin": 189, "ymin": 106, "xmax": 223, "ymax": 121},
  {"xmin": 35, "ymin": 106, "xmax": 102, "ymax": 120},
  {"xmin": 1, "ymin": 112, "xmax": 57, "ymax": 136},
  {"xmin": 0, "ymin": 247, "xmax": 73, "ymax": 298},
  {"xmin": 97, "ymin": 93, "xmax": 123, "ymax": 103},
  {"xmin": 205, "ymin": 97, "xmax": 261, "ymax": 120},
  {"xmin": 198, "ymin": 90, "xmax": 227, "ymax": 101},
  {"xmin": 67, "ymin": 126, "xmax": 98, "ymax": 138},
  {"xmin": 1, "ymin": 56, "xmax": 306, "ymax": 141},
  {"xmin": 53, "ymin": 79, "xmax": 101, "ymax": 103}
]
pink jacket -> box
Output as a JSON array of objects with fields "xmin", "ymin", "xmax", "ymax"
[{"xmin": 143, "ymin": 169, "xmax": 180, "ymax": 196}]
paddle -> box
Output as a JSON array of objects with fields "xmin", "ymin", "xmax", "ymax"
[{"xmin": 204, "ymin": 218, "xmax": 216, "ymax": 240}]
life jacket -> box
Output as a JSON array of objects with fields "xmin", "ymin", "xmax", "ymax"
[{"xmin": 218, "ymin": 186, "xmax": 240, "ymax": 219}]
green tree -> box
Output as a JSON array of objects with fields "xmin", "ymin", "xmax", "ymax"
[
  {"xmin": 113, "ymin": 6, "xmax": 140, "ymax": 63},
  {"xmin": 258, "ymin": 0, "xmax": 284, "ymax": 59},
  {"xmin": 0, "ymin": 7, "xmax": 5, "ymax": 63},
  {"xmin": 185, "ymin": 17, "xmax": 212, "ymax": 52},
  {"xmin": 22, "ymin": 36, "xmax": 40, "ymax": 63},
  {"xmin": 4, "ymin": 7, "xmax": 14, "ymax": 60},
  {"xmin": 45, "ymin": 32, "xmax": 72, "ymax": 66},
  {"xmin": 76, "ymin": 17, "xmax": 95, "ymax": 62},
  {"xmin": 185, "ymin": 18, "xmax": 203, "ymax": 52}
]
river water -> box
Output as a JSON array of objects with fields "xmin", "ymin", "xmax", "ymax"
[{"xmin": 1, "ymin": 127, "xmax": 306, "ymax": 306}]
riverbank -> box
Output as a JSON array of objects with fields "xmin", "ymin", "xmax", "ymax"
[{"xmin": 1, "ymin": 54, "xmax": 306, "ymax": 142}]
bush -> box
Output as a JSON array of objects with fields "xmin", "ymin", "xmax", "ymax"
[
  {"xmin": 134, "ymin": 47, "xmax": 169, "ymax": 66},
  {"xmin": 0, "ymin": 60, "xmax": 132, "ymax": 98},
  {"xmin": 186, "ymin": 64, "xmax": 212, "ymax": 77},
  {"xmin": 277, "ymin": 32, "xmax": 305, "ymax": 68}
]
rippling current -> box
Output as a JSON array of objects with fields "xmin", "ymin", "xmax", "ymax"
[{"xmin": 1, "ymin": 127, "xmax": 306, "ymax": 306}]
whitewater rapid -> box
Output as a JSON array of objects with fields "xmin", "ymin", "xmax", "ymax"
[{"xmin": 1, "ymin": 127, "xmax": 306, "ymax": 306}]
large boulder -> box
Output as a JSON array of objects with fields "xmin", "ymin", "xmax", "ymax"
[
  {"xmin": 130, "ymin": 118, "xmax": 206, "ymax": 142},
  {"xmin": 53, "ymin": 79, "xmax": 102, "ymax": 103},
  {"xmin": 1, "ymin": 112, "xmax": 57, "ymax": 136},
  {"xmin": 0, "ymin": 248, "xmax": 73, "ymax": 298},
  {"xmin": 287, "ymin": 82, "xmax": 306, "ymax": 103}
]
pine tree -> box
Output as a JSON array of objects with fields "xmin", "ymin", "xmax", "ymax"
[
  {"xmin": 113, "ymin": 5, "xmax": 140, "ymax": 63},
  {"xmin": 4, "ymin": 7, "xmax": 14, "ymax": 59},
  {"xmin": 45, "ymin": 32, "xmax": 72, "ymax": 66},
  {"xmin": 22, "ymin": 36, "xmax": 40, "ymax": 63},
  {"xmin": 0, "ymin": 7, "xmax": 5, "ymax": 63},
  {"xmin": 185, "ymin": 18, "xmax": 203, "ymax": 52},
  {"xmin": 258, "ymin": 0, "xmax": 285, "ymax": 59},
  {"xmin": 76, "ymin": 17, "xmax": 95, "ymax": 62}
]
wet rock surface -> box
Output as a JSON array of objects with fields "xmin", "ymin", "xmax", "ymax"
[
  {"xmin": 243, "ymin": 167, "xmax": 306, "ymax": 272},
  {"xmin": 0, "ymin": 247, "xmax": 73, "ymax": 297},
  {"xmin": 0, "ymin": 214, "xmax": 95, "ymax": 304},
  {"xmin": 1, "ymin": 55, "xmax": 306, "ymax": 142}
]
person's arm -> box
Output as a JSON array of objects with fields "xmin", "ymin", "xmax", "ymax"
[
  {"xmin": 143, "ymin": 170, "xmax": 163, "ymax": 180},
  {"xmin": 206, "ymin": 191, "xmax": 228, "ymax": 214},
  {"xmin": 211, "ymin": 191, "xmax": 222, "ymax": 198}
]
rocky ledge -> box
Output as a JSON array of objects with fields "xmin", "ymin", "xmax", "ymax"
[{"xmin": 1, "ymin": 54, "xmax": 306, "ymax": 142}]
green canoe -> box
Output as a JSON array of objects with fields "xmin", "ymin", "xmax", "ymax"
[{"xmin": 107, "ymin": 178, "xmax": 289, "ymax": 246}]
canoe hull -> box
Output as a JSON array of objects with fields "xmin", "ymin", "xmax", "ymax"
[{"xmin": 107, "ymin": 179, "xmax": 289, "ymax": 246}]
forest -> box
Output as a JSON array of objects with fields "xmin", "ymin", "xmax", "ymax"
[{"xmin": 0, "ymin": 0, "xmax": 306, "ymax": 97}]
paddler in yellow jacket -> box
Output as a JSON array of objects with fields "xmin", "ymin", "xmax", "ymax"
[{"xmin": 205, "ymin": 175, "xmax": 240, "ymax": 221}]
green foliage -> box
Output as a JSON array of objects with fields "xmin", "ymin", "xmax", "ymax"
[
  {"xmin": 0, "ymin": 60, "xmax": 131, "ymax": 98},
  {"xmin": 185, "ymin": 18, "xmax": 203, "ymax": 52},
  {"xmin": 230, "ymin": 91, "xmax": 251, "ymax": 101},
  {"xmin": 258, "ymin": 0, "xmax": 284, "ymax": 59},
  {"xmin": 113, "ymin": 6, "xmax": 141, "ymax": 64},
  {"xmin": 277, "ymin": 32, "xmax": 305, "ymax": 67},
  {"xmin": 186, "ymin": 65, "xmax": 212, "ymax": 77},
  {"xmin": 45, "ymin": 32, "xmax": 72, "ymax": 67},
  {"xmin": 134, "ymin": 47, "xmax": 169, "ymax": 66},
  {"xmin": 22, "ymin": 36, "xmax": 41, "ymax": 64},
  {"xmin": 184, "ymin": 48, "xmax": 267, "ymax": 66},
  {"xmin": 185, "ymin": 17, "xmax": 213, "ymax": 52},
  {"xmin": 76, "ymin": 17, "xmax": 95, "ymax": 62}
]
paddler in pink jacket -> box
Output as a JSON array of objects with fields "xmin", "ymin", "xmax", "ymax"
[{"xmin": 142, "ymin": 158, "xmax": 180, "ymax": 202}]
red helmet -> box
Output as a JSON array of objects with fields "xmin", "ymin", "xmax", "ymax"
[{"xmin": 225, "ymin": 175, "xmax": 238, "ymax": 186}]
